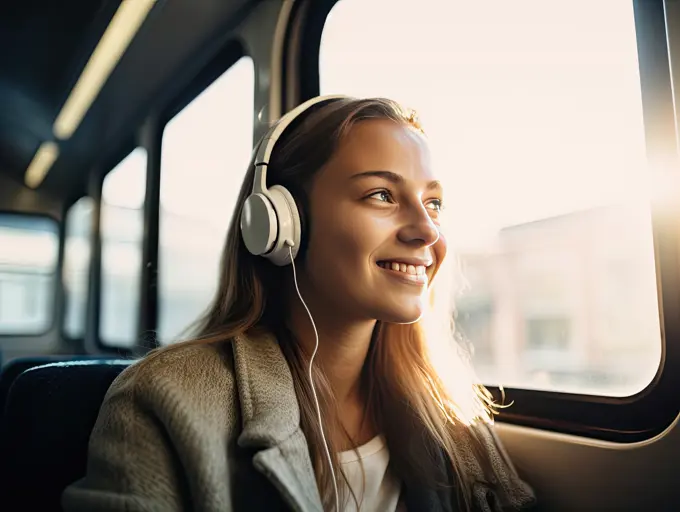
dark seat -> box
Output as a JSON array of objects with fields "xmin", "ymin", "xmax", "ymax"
[
  {"xmin": 0, "ymin": 355, "xmax": 118, "ymax": 422},
  {"xmin": 0, "ymin": 359, "xmax": 132, "ymax": 512},
  {"xmin": 0, "ymin": 359, "xmax": 42, "ymax": 420}
]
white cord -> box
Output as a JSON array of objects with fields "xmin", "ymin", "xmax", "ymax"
[{"xmin": 288, "ymin": 243, "xmax": 340, "ymax": 512}]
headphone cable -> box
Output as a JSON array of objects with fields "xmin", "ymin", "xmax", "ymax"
[{"xmin": 288, "ymin": 243, "xmax": 340, "ymax": 512}]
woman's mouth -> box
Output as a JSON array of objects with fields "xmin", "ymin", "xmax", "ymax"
[{"xmin": 377, "ymin": 260, "xmax": 429, "ymax": 285}]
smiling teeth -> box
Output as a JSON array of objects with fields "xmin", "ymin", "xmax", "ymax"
[{"xmin": 380, "ymin": 261, "xmax": 426, "ymax": 275}]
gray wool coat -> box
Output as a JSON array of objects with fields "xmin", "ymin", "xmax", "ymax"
[{"xmin": 61, "ymin": 331, "xmax": 537, "ymax": 511}]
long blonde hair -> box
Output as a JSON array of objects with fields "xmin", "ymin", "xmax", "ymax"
[{"xmin": 135, "ymin": 97, "xmax": 500, "ymax": 510}]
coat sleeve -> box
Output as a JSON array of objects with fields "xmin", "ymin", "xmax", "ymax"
[{"xmin": 61, "ymin": 365, "xmax": 192, "ymax": 512}]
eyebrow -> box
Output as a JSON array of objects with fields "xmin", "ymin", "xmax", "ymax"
[{"xmin": 350, "ymin": 170, "xmax": 442, "ymax": 191}]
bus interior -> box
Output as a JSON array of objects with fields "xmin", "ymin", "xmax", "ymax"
[{"xmin": 0, "ymin": 0, "xmax": 679, "ymax": 510}]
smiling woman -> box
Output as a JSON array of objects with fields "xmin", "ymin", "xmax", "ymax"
[
  {"xmin": 298, "ymin": 118, "xmax": 444, "ymax": 326},
  {"xmin": 62, "ymin": 96, "xmax": 535, "ymax": 512}
]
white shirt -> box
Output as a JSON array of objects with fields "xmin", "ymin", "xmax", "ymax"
[{"xmin": 337, "ymin": 435, "xmax": 402, "ymax": 511}]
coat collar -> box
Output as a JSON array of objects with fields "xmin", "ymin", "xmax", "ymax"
[
  {"xmin": 231, "ymin": 331, "xmax": 324, "ymax": 511},
  {"xmin": 232, "ymin": 331, "xmax": 299, "ymax": 447},
  {"xmin": 227, "ymin": 331, "xmax": 502, "ymax": 512}
]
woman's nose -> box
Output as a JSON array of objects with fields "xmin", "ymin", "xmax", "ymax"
[{"xmin": 397, "ymin": 205, "xmax": 440, "ymax": 247}]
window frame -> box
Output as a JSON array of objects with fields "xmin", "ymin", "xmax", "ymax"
[
  {"xmin": 56, "ymin": 140, "xmax": 140, "ymax": 356},
  {"xmin": 297, "ymin": 0, "xmax": 680, "ymax": 443},
  {"xmin": 0, "ymin": 211, "xmax": 61, "ymax": 338}
]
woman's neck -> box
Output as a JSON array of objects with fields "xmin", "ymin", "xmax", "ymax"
[
  {"xmin": 286, "ymin": 292, "xmax": 379, "ymax": 448},
  {"xmin": 288, "ymin": 296, "xmax": 376, "ymax": 403}
]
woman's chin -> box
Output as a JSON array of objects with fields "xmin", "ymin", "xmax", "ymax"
[{"xmin": 378, "ymin": 304, "xmax": 426, "ymax": 325}]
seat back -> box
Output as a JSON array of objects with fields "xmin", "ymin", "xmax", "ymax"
[
  {"xmin": 0, "ymin": 360, "xmax": 131, "ymax": 511},
  {"xmin": 0, "ymin": 355, "xmax": 117, "ymax": 422},
  {"xmin": 0, "ymin": 359, "xmax": 44, "ymax": 420}
]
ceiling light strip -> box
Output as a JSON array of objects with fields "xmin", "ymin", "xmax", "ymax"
[
  {"xmin": 53, "ymin": 0, "xmax": 157, "ymax": 140},
  {"xmin": 24, "ymin": 142, "xmax": 60, "ymax": 188}
]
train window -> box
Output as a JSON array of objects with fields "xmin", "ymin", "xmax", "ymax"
[
  {"xmin": 158, "ymin": 56, "xmax": 254, "ymax": 343},
  {"xmin": 319, "ymin": 0, "xmax": 661, "ymax": 397},
  {"xmin": 63, "ymin": 197, "xmax": 94, "ymax": 339},
  {"xmin": 100, "ymin": 148, "xmax": 147, "ymax": 347},
  {"xmin": 0, "ymin": 214, "xmax": 58, "ymax": 335}
]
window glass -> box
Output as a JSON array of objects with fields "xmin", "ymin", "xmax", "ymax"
[
  {"xmin": 158, "ymin": 56, "xmax": 254, "ymax": 343},
  {"xmin": 63, "ymin": 197, "xmax": 94, "ymax": 338},
  {"xmin": 100, "ymin": 148, "xmax": 146, "ymax": 347},
  {"xmin": 320, "ymin": 0, "xmax": 661, "ymax": 396},
  {"xmin": 0, "ymin": 215, "xmax": 58, "ymax": 334}
]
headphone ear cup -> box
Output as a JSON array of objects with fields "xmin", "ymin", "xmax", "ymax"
[
  {"xmin": 240, "ymin": 192, "xmax": 278, "ymax": 256},
  {"xmin": 264, "ymin": 185, "xmax": 302, "ymax": 266}
]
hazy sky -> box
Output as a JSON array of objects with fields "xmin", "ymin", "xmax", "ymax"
[{"xmin": 321, "ymin": 0, "xmax": 648, "ymax": 247}]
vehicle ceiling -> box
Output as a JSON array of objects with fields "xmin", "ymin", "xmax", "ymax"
[{"xmin": 0, "ymin": 0, "xmax": 260, "ymax": 201}]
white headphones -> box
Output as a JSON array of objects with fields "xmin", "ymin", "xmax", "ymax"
[{"xmin": 240, "ymin": 94, "xmax": 347, "ymax": 265}]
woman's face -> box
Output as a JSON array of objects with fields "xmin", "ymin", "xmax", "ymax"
[{"xmin": 301, "ymin": 119, "xmax": 446, "ymax": 324}]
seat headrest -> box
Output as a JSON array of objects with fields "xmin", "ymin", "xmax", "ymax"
[
  {"xmin": 0, "ymin": 360, "xmax": 131, "ymax": 512},
  {"xmin": 0, "ymin": 355, "xmax": 120, "ymax": 420}
]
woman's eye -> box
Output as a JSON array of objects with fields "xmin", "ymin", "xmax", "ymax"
[
  {"xmin": 427, "ymin": 199, "xmax": 443, "ymax": 212},
  {"xmin": 368, "ymin": 190, "xmax": 393, "ymax": 203}
]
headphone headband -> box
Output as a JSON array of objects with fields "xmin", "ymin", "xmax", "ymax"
[
  {"xmin": 251, "ymin": 94, "xmax": 347, "ymax": 194},
  {"xmin": 241, "ymin": 94, "xmax": 349, "ymax": 265}
]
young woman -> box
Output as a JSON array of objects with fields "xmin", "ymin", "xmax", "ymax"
[{"xmin": 62, "ymin": 96, "xmax": 536, "ymax": 512}]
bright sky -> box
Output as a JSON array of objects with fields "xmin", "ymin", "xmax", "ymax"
[
  {"xmin": 101, "ymin": 147, "xmax": 147, "ymax": 209},
  {"xmin": 101, "ymin": 0, "xmax": 648, "ymax": 251},
  {"xmin": 320, "ymin": 0, "xmax": 648, "ymax": 249},
  {"xmin": 159, "ymin": 57, "xmax": 254, "ymax": 228}
]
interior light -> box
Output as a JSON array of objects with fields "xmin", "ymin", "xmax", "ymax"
[
  {"xmin": 52, "ymin": 0, "xmax": 157, "ymax": 140},
  {"xmin": 24, "ymin": 142, "xmax": 60, "ymax": 189}
]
